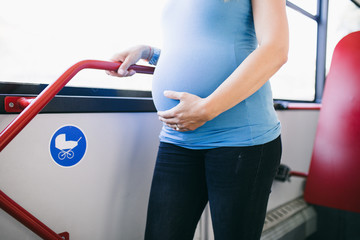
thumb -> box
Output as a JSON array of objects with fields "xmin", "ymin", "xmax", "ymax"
[
  {"xmin": 164, "ymin": 90, "xmax": 183, "ymax": 100},
  {"xmin": 118, "ymin": 58, "xmax": 133, "ymax": 75}
]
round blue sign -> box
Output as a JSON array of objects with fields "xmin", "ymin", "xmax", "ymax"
[{"xmin": 49, "ymin": 125, "xmax": 87, "ymax": 167}]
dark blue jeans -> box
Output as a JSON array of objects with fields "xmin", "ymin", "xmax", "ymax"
[{"xmin": 144, "ymin": 136, "xmax": 281, "ymax": 240}]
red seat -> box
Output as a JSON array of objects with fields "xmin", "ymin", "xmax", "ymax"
[{"xmin": 304, "ymin": 31, "xmax": 360, "ymax": 213}]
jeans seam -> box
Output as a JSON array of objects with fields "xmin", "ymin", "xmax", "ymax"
[
  {"xmin": 249, "ymin": 145, "xmax": 264, "ymax": 199},
  {"xmin": 246, "ymin": 144, "xmax": 265, "ymax": 236}
]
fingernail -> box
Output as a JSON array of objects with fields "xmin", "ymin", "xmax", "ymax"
[{"xmin": 118, "ymin": 69, "xmax": 125, "ymax": 75}]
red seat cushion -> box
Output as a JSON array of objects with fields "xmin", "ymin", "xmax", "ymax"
[{"xmin": 304, "ymin": 31, "xmax": 360, "ymax": 213}]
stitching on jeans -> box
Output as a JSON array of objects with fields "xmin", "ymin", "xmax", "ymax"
[
  {"xmin": 235, "ymin": 153, "xmax": 242, "ymax": 174},
  {"xmin": 248, "ymin": 145, "xmax": 264, "ymax": 200},
  {"xmin": 246, "ymin": 144, "xmax": 265, "ymax": 236}
]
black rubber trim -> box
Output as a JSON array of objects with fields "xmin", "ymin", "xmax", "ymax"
[{"xmin": 0, "ymin": 82, "xmax": 155, "ymax": 114}]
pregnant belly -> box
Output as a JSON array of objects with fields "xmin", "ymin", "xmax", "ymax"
[{"xmin": 151, "ymin": 44, "xmax": 237, "ymax": 111}]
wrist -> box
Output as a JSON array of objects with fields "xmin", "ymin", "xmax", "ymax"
[
  {"xmin": 139, "ymin": 45, "xmax": 161, "ymax": 65},
  {"xmin": 148, "ymin": 47, "xmax": 161, "ymax": 65},
  {"xmin": 202, "ymin": 97, "xmax": 221, "ymax": 121},
  {"xmin": 139, "ymin": 45, "xmax": 152, "ymax": 60}
]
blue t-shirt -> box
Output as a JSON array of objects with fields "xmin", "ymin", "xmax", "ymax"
[{"xmin": 152, "ymin": 0, "xmax": 280, "ymax": 149}]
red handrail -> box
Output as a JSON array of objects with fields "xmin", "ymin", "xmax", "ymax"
[
  {"xmin": 0, "ymin": 190, "xmax": 68, "ymax": 240},
  {"xmin": 0, "ymin": 60, "xmax": 155, "ymax": 240},
  {"xmin": 18, "ymin": 97, "xmax": 34, "ymax": 109},
  {"xmin": 286, "ymin": 102, "xmax": 322, "ymax": 110},
  {"xmin": 290, "ymin": 171, "xmax": 308, "ymax": 178},
  {"xmin": 0, "ymin": 60, "xmax": 155, "ymax": 152}
]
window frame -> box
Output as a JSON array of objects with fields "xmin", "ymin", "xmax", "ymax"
[{"xmin": 284, "ymin": 0, "xmax": 329, "ymax": 103}]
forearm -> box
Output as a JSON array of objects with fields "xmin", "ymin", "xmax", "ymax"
[
  {"xmin": 204, "ymin": 43, "xmax": 288, "ymax": 120},
  {"xmin": 203, "ymin": 0, "xmax": 288, "ymax": 121}
]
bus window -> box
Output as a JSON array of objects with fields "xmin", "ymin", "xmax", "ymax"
[
  {"xmin": 272, "ymin": 0, "xmax": 360, "ymax": 102},
  {"xmin": 327, "ymin": 1, "xmax": 360, "ymax": 73},
  {"xmin": 271, "ymin": 5, "xmax": 318, "ymax": 101},
  {"xmin": 0, "ymin": 0, "xmax": 166, "ymax": 91},
  {"xmin": 4, "ymin": 0, "xmax": 357, "ymax": 103}
]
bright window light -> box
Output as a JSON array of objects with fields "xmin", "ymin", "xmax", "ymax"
[
  {"xmin": 0, "ymin": 0, "xmax": 166, "ymax": 91},
  {"xmin": 271, "ymin": 7, "xmax": 317, "ymax": 101},
  {"xmin": 3, "ymin": 0, "xmax": 356, "ymax": 102}
]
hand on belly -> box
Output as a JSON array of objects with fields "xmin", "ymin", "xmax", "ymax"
[{"xmin": 157, "ymin": 90, "xmax": 213, "ymax": 132}]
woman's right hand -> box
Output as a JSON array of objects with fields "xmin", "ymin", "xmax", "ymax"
[{"xmin": 107, "ymin": 45, "xmax": 151, "ymax": 77}]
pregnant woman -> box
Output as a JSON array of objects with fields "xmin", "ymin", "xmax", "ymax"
[{"xmin": 108, "ymin": 0, "xmax": 288, "ymax": 239}]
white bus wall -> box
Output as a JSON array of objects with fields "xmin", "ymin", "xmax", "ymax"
[
  {"xmin": 0, "ymin": 110, "xmax": 319, "ymax": 240},
  {"xmin": 268, "ymin": 110, "xmax": 319, "ymax": 210}
]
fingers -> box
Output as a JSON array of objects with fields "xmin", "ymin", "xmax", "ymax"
[
  {"xmin": 106, "ymin": 69, "xmax": 136, "ymax": 77},
  {"xmin": 157, "ymin": 90, "xmax": 188, "ymax": 123},
  {"xmin": 157, "ymin": 109, "xmax": 181, "ymax": 130},
  {"xmin": 117, "ymin": 57, "xmax": 134, "ymax": 76},
  {"xmin": 163, "ymin": 90, "xmax": 183, "ymax": 100},
  {"xmin": 107, "ymin": 45, "xmax": 146, "ymax": 77},
  {"xmin": 107, "ymin": 56, "xmax": 136, "ymax": 77},
  {"xmin": 158, "ymin": 114, "xmax": 176, "ymax": 124},
  {"xmin": 157, "ymin": 91, "xmax": 183, "ymax": 119},
  {"xmin": 157, "ymin": 91, "xmax": 208, "ymax": 132},
  {"xmin": 157, "ymin": 109, "xmax": 176, "ymax": 119},
  {"xmin": 166, "ymin": 123, "xmax": 189, "ymax": 132},
  {"xmin": 158, "ymin": 110, "xmax": 191, "ymax": 132}
]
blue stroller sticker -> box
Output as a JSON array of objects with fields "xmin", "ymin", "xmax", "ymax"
[{"xmin": 50, "ymin": 125, "xmax": 87, "ymax": 167}]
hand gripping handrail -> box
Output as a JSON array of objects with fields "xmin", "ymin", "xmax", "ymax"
[
  {"xmin": 0, "ymin": 60, "xmax": 155, "ymax": 240},
  {"xmin": 0, "ymin": 60, "xmax": 155, "ymax": 152}
]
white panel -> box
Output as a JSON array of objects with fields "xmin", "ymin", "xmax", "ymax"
[
  {"xmin": 0, "ymin": 112, "xmax": 162, "ymax": 240},
  {"xmin": 268, "ymin": 110, "xmax": 319, "ymax": 211}
]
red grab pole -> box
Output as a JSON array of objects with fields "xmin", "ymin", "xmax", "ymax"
[
  {"xmin": 0, "ymin": 60, "xmax": 154, "ymax": 152},
  {"xmin": 0, "ymin": 60, "xmax": 154, "ymax": 240},
  {"xmin": 0, "ymin": 190, "xmax": 68, "ymax": 240}
]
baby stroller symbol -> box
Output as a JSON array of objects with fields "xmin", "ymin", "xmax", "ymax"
[
  {"xmin": 55, "ymin": 134, "xmax": 82, "ymax": 160},
  {"xmin": 50, "ymin": 125, "xmax": 87, "ymax": 167}
]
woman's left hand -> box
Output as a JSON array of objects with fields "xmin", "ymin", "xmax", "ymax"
[{"xmin": 157, "ymin": 90, "xmax": 213, "ymax": 132}]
